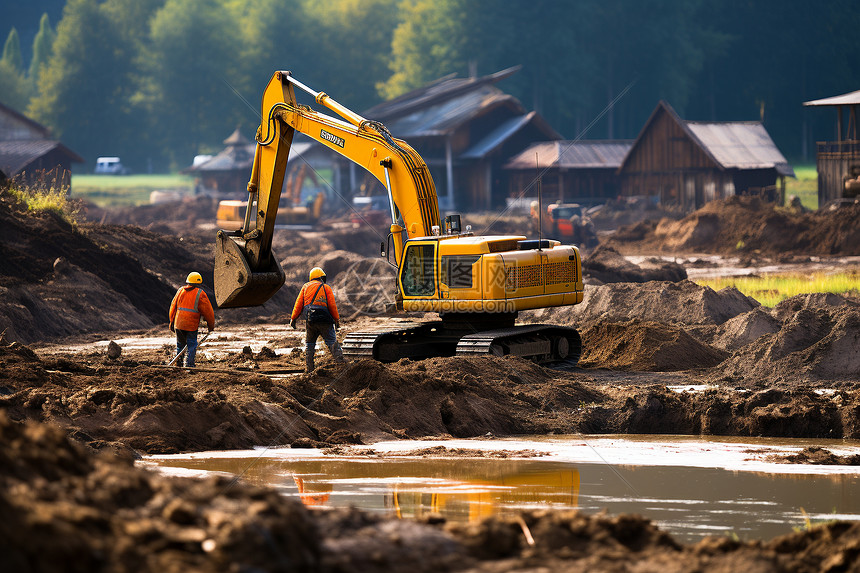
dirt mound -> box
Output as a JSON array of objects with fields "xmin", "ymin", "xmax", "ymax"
[
  {"xmin": 580, "ymin": 320, "xmax": 728, "ymax": 371},
  {"xmin": 80, "ymin": 194, "xmax": 219, "ymax": 228},
  {"xmin": 0, "ymin": 410, "xmax": 323, "ymax": 572},
  {"xmin": 583, "ymin": 245, "xmax": 687, "ymax": 284},
  {"xmin": 523, "ymin": 280, "xmax": 759, "ymax": 328},
  {"xmin": 606, "ymin": 196, "xmax": 860, "ymax": 256},
  {"xmin": 767, "ymin": 446, "xmax": 860, "ymax": 465},
  {"xmin": 0, "ymin": 190, "xmax": 176, "ymax": 343},
  {"xmin": 709, "ymin": 307, "xmax": 783, "ymax": 351},
  {"xmin": 712, "ymin": 303, "xmax": 860, "ymax": 384}
]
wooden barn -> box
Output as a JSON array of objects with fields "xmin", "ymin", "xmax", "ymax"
[
  {"xmin": 618, "ymin": 101, "xmax": 794, "ymax": 212},
  {"xmin": 0, "ymin": 101, "xmax": 83, "ymax": 188},
  {"xmin": 803, "ymin": 90, "xmax": 860, "ymax": 206},
  {"xmin": 363, "ymin": 67, "xmax": 562, "ymax": 212},
  {"xmin": 186, "ymin": 129, "xmax": 344, "ymax": 198},
  {"xmin": 504, "ymin": 140, "xmax": 632, "ymax": 206}
]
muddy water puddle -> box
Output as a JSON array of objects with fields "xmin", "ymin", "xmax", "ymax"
[{"xmin": 143, "ymin": 435, "xmax": 860, "ymax": 543}]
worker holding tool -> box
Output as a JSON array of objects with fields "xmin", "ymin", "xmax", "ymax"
[
  {"xmin": 168, "ymin": 272, "xmax": 215, "ymax": 367},
  {"xmin": 290, "ymin": 267, "xmax": 345, "ymax": 372}
]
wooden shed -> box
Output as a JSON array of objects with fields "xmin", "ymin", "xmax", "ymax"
[
  {"xmin": 618, "ymin": 101, "xmax": 794, "ymax": 212},
  {"xmin": 363, "ymin": 67, "xmax": 562, "ymax": 212},
  {"xmin": 0, "ymin": 101, "xmax": 83, "ymax": 188},
  {"xmin": 803, "ymin": 90, "xmax": 860, "ymax": 206},
  {"xmin": 504, "ymin": 140, "xmax": 632, "ymax": 206},
  {"xmin": 185, "ymin": 130, "xmax": 344, "ymax": 199}
]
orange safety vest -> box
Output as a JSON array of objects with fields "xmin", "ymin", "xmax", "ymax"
[
  {"xmin": 169, "ymin": 285, "xmax": 215, "ymax": 331},
  {"xmin": 291, "ymin": 280, "xmax": 339, "ymax": 322}
]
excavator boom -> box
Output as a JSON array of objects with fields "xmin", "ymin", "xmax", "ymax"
[{"xmin": 215, "ymin": 71, "xmax": 440, "ymax": 308}]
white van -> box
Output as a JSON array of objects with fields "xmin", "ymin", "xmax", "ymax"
[{"xmin": 94, "ymin": 157, "xmax": 130, "ymax": 175}]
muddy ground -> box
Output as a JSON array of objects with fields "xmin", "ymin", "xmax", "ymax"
[
  {"xmin": 3, "ymin": 188, "xmax": 860, "ymax": 570},
  {"xmin": 6, "ymin": 411, "xmax": 860, "ymax": 573}
]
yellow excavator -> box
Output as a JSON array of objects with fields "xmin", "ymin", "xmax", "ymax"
[{"xmin": 214, "ymin": 71, "xmax": 584, "ymax": 365}]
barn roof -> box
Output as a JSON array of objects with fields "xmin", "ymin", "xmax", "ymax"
[
  {"xmin": 461, "ymin": 112, "xmax": 562, "ymax": 160},
  {"xmin": 0, "ymin": 139, "xmax": 84, "ymax": 177},
  {"xmin": 505, "ymin": 140, "xmax": 633, "ymax": 170},
  {"xmin": 621, "ymin": 101, "xmax": 794, "ymax": 177},
  {"xmin": 363, "ymin": 67, "xmax": 526, "ymax": 138},
  {"xmin": 803, "ymin": 89, "xmax": 860, "ymax": 107},
  {"xmin": 686, "ymin": 121, "xmax": 795, "ymax": 176}
]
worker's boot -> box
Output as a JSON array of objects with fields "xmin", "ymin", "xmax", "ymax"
[
  {"xmin": 305, "ymin": 351, "xmax": 315, "ymax": 373},
  {"xmin": 331, "ymin": 342, "xmax": 346, "ymax": 364}
]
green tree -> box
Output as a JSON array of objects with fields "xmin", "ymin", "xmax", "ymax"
[
  {"xmin": 28, "ymin": 14, "xmax": 56, "ymax": 83},
  {"xmin": 28, "ymin": 0, "xmax": 159, "ymax": 168},
  {"xmin": 379, "ymin": 0, "xmax": 466, "ymax": 100},
  {"xmin": 141, "ymin": 0, "xmax": 245, "ymax": 167},
  {"xmin": 0, "ymin": 27, "xmax": 30, "ymax": 111},
  {"xmin": 380, "ymin": 0, "xmax": 726, "ymax": 141},
  {"xmin": 2, "ymin": 27, "xmax": 23, "ymax": 71}
]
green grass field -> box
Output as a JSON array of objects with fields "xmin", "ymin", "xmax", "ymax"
[
  {"xmin": 784, "ymin": 164, "xmax": 818, "ymax": 210},
  {"xmin": 71, "ymin": 174, "xmax": 194, "ymax": 207},
  {"xmin": 696, "ymin": 272, "xmax": 859, "ymax": 307}
]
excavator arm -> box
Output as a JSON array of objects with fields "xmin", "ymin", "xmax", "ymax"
[{"xmin": 214, "ymin": 71, "xmax": 441, "ymax": 308}]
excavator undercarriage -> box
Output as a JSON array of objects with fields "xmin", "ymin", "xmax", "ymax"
[{"xmin": 341, "ymin": 313, "xmax": 582, "ymax": 368}]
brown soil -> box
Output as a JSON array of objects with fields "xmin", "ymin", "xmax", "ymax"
[
  {"xmin": 765, "ymin": 446, "xmax": 860, "ymax": 465},
  {"xmin": 579, "ymin": 320, "xmax": 728, "ymax": 371},
  {"xmin": 583, "ymin": 244, "xmax": 687, "ymax": 284},
  {"xmin": 605, "ymin": 195, "xmax": 860, "ymax": 256},
  {"xmin": 6, "ymin": 410, "xmax": 860, "ymax": 572},
  {"xmin": 5, "ymin": 190, "xmax": 860, "ymax": 569}
]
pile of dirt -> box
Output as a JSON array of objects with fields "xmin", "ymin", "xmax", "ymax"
[
  {"xmin": 7, "ymin": 329, "xmax": 860, "ymax": 458},
  {"xmin": 708, "ymin": 299, "xmax": 860, "ymax": 385},
  {"xmin": 0, "ymin": 410, "xmax": 322, "ymax": 572},
  {"xmin": 767, "ymin": 446, "xmax": 860, "ymax": 465},
  {"xmin": 80, "ymin": 195, "xmax": 219, "ymax": 229},
  {"xmin": 580, "ymin": 320, "xmax": 728, "ymax": 371},
  {"xmin": 605, "ymin": 195, "xmax": 860, "ymax": 256},
  {"xmin": 0, "ymin": 190, "xmax": 176, "ymax": 343},
  {"xmin": 583, "ymin": 244, "xmax": 687, "ymax": 284},
  {"xmin": 8, "ymin": 410, "xmax": 860, "ymax": 572},
  {"xmin": 523, "ymin": 280, "xmax": 759, "ymax": 329},
  {"xmin": 589, "ymin": 197, "xmax": 682, "ymax": 232}
]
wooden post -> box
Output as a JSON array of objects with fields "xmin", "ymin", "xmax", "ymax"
[{"xmin": 837, "ymin": 105, "xmax": 843, "ymax": 143}]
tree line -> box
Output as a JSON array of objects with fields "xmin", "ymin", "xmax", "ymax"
[{"xmin": 2, "ymin": 0, "xmax": 858, "ymax": 174}]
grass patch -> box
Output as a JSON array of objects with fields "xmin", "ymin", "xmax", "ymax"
[
  {"xmin": 696, "ymin": 272, "xmax": 860, "ymax": 307},
  {"xmin": 71, "ymin": 174, "xmax": 194, "ymax": 207},
  {"xmin": 7, "ymin": 181, "xmax": 79, "ymax": 225},
  {"xmin": 785, "ymin": 164, "xmax": 817, "ymax": 210}
]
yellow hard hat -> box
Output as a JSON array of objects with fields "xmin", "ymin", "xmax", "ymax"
[
  {"xmin": 186, "ymin": 272, "xmax": 203, "ymax": 284},
  {"xmin": 309, "ymin": 267, "xmax": 326, "ymax": 281}
]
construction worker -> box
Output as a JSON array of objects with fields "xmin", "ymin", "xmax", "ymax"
[
  {"xmin": 290, "ymin": 267, "xmax": 345, "ymax": 372},
  {"xmin": 168, "ymin": 272, "xmax": 215, "ymax": 367}
]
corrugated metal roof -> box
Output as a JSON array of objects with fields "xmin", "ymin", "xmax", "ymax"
[
  {"xmin": 0, "ymin": 140, "xmax": 83, "ymax": 176},
  {"xmin": 384, "ymin": 88, "xmax": 521, "ymax": 138},
  {"xmin": 804, "ymin": 89, "xmax": 860, "ymax": 107},
  {"xmin": 504, "ymin": 140, "xmax": 633, "ymax": 169},
  {"xmin": 686, "ymin": 122, "xmax": 795, "ymax": 176},
  {"xmin": 364, "ymin": 66, "xmax": 521, "ymax": 120},
  {"xmin": 461, "ymin": 113, "xmax": 535, "ymax": 159}
]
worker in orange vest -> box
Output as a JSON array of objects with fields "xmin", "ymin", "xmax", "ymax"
[
  {"xmin": 290, "ymin": 267, "xmax": 345, "ymax": 372},
  {"xmin": 168, "ymin": 272, "xmax": 215, "ymax": 367}
]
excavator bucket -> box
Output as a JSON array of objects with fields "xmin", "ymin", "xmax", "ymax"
[{"xmin": 214, "ymin": 230, "xmax": 285, "ymax": 308}]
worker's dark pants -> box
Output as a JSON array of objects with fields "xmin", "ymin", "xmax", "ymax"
[
  {"xmin": 305, "ymin": 322, "xmax": 344, "ymax": 372},
  {"xmin": 175, "ymin": 329, "xmax": 198, "ymax": 367}
]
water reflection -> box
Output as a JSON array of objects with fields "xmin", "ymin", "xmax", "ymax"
[{"xmin": 145, "ymin": 441, "xmax": 860, "ymax": 543}]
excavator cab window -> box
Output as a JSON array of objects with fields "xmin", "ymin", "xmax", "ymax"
[
  {"xmin": 400, "ymin": 243, "xmax": 436, "ymax": 296},
  {"xmin": 441, "ymin": 255, "xmax": 480, "ymax": 289}
]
